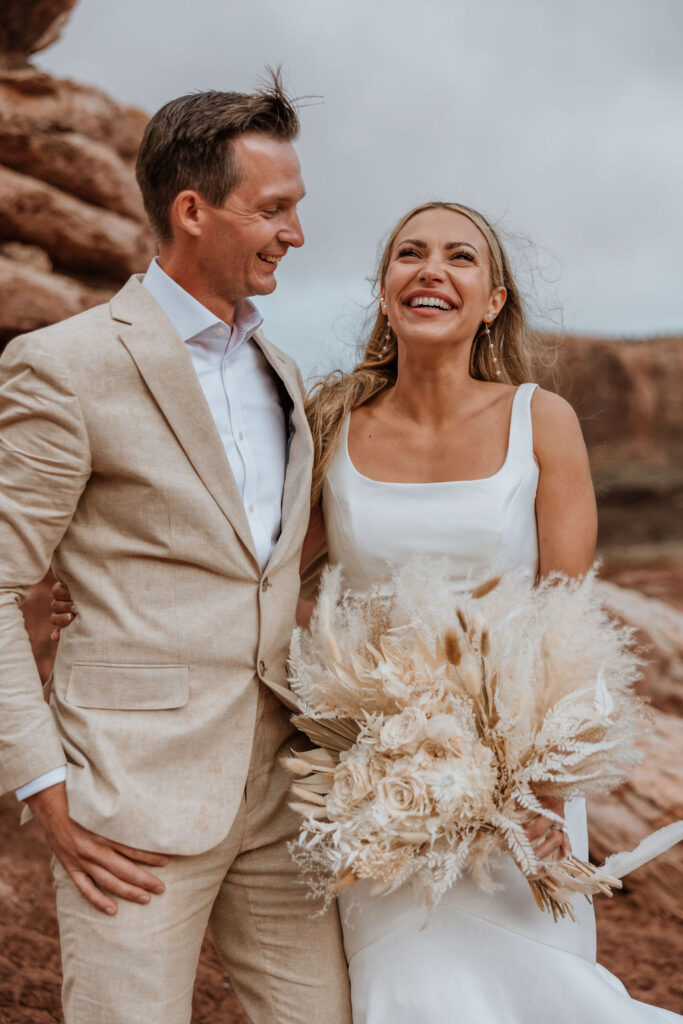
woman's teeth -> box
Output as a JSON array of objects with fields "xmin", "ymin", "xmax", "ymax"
[{"xmin": 408, "ymin": 297, "xmax": 453, "ymax": 310}]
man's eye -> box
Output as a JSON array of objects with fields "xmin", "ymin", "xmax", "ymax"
[{"xmin": 263, "ymin": 208, "xmax": 279, "ymax": 216}]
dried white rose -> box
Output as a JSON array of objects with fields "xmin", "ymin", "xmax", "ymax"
[
  {"xmin": 377, "ymin": 768, "xmax": 431, "ymax": 820},
  {"xmin": 368, "ymin": 754, "xmax": 393, "ymax": 785},
  {"xmin": 330, "ymin": 760, "xmax": 372, "ymax": 810},
  {"xmin": 377, "ymin": 707, "xmax": 428, "ymax": 754}
]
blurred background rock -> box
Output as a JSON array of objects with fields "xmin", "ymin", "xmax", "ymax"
[
  {"xmin": 0, "ymin": 1, "xmax": 680, "ymax": 1020},
  {"xmin": 0, "ymin": 0, "xmax": 153, "ymax": 348}
]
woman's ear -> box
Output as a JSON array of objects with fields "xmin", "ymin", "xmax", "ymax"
[{"xmin": 487, "ymin": 285, "xmax": 507, "ymax": 322}]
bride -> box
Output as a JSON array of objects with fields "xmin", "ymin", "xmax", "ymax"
[
  {"xmin": 298, "ymin": 201, "xmax": 680, "ymax": 1022},
  {"xmin": 52, "ymin": 200, "xmax": 680, "ymax": 1020}
]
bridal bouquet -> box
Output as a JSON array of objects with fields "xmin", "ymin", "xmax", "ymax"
[{"xmin": 285, "ymin": 562, "xmax": 647, "ymax": 920}]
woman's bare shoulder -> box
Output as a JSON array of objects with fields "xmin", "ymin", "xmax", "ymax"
[{"xmin": 530, "ymin": 386, "xmax": 587, "ymax": 465}]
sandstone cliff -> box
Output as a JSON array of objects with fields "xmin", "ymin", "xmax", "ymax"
[
  {"xmin": 536, "ymin": 335, "xmax": 683, "ymax": 552},
  {"xmin": 0, "ymin": 0, "xmax": 154, "ymax": 346}
]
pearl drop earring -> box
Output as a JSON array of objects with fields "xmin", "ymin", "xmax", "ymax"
[{"xmin": 484, "ymin": 320, "xmax": 501, "ymax": 376}]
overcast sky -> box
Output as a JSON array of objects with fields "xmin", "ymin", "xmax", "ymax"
[{"xmin": 39, "ymin": 0, "xmax": 683, "ymax": 376}]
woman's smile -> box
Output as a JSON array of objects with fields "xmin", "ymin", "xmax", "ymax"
[{"xmin": 402, "ymin": 289, "xmax": 457, "ymax": 315}]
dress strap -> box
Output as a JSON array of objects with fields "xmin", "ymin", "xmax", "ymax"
[{"xmin": 506, "ymin": 382, "xmax": 538, "ymax": 468}]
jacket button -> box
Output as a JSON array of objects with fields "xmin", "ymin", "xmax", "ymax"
[
  {"xmin": 258, "ymin": 660, "xmax": 266, "ymax": 676},
  {"xmin": 261, "ymin": 577, "xmax": 270, "ymax": 592}
]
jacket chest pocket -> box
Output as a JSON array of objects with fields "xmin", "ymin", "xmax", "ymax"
[{"xmin": 66, "ymin": 663, "xmax": 189, "ymax": 710}]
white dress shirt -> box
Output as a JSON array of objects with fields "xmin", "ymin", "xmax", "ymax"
[{"xmin": 16, "ymin": 259, "xmax": 288, "ymax": 801}]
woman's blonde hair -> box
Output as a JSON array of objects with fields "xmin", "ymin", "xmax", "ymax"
[{"xmin": 306, "ymin": 201, "xmax": 535, "ymax": 507}]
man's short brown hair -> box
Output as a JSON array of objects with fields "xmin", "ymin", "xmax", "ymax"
[{"xmin": 136, "ymin": 69, "xmax": 300, "ymax": 241}]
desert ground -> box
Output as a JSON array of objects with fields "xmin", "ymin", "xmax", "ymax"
[{"xmin": 1, "ymin": 562, "xmax": 681, "ymax": 1022}]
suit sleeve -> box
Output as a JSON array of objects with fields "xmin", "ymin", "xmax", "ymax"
[{"xmin": 0, "ymin": 334, "xmax": 91, "ymax": 794}]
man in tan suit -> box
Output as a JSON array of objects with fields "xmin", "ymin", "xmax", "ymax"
[{"xmin": 0, "ymin": 77, "xmax": 351, "ymax": 1024}]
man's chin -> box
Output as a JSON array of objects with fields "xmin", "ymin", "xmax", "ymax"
[{"xmin": 252, "ymin": 275, "xmax": 278, "ymax": 296}]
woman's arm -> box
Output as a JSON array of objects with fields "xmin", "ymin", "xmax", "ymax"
[
  {"xmin": 532, "ymin": 388, "xmax": 598, "ymax": 579},
  {"xmin": 523, "ymin": 388, "xmax": 597, "ymax": 859}
]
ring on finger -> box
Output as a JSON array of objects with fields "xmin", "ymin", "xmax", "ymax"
[{"xmin": 547, "ymin": 823, "xmax": 566, "ymax": 834}]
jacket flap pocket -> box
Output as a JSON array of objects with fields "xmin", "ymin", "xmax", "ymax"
[{"xmin": 67, "ymin": 664, "xmax": 189, "ymax": 710}]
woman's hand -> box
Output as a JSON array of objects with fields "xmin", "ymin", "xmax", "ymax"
[
  {"xmin": 524, "ymin": 797, "xmax": 571, "ymax": 862},
  {"xmin": 50, "ymin": 579, "xmax": 77, "ymax": 640}
]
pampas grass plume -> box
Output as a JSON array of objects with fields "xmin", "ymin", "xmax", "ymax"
[{"xmin": 443, "ymin": 630, "xmax": 461, "ymax": 667}]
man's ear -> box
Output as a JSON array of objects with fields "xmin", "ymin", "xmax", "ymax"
[{"xmin": 169, "ymin": 190, "xmax": 204, "ymax": 239}]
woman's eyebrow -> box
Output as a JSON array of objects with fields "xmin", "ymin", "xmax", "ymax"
[
  {"xmin": 444, "ymin": 241, "xmax": 479, "ymax": 252},
  {"xmin": 396, "ymin": 238, "xmax": 479, "ymax": 253}
]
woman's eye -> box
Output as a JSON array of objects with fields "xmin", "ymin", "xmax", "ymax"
[
  {"xmin": 452, "ymin": 251, "xmax": 475, "ymax": 262},
  {"xmin": 397, "ymin": 248, "xmax": 420, "ymax": 258}
]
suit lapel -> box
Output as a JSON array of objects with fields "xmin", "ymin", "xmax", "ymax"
[
  {"xmin": 111, "ymin": 278, "xmax": 260, "ymax": 567},
  {"xmin": 254, "ymin": 330, "xmax": 314, "ymax": 571}
]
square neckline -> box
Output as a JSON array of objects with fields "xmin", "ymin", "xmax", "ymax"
[{"xmin": 343, "ymin": 383, "xmax": 532, "ymax": 487}]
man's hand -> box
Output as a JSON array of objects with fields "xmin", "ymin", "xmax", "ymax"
[
  {"xmin": 50, "ymin": 579, "xmax": 77, "ymax": 640},
  {"xmin": 27, "ymin": 782, "xmax": 169, "ymax": 915}
]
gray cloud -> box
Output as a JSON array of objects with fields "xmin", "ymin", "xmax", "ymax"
[{"xmin": 39, "ymin": 0, "xmax": 683, "ymax": 375}]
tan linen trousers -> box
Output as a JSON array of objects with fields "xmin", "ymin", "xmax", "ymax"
[{"xmin": 53, "ymin": 686, "xmax": 352, "ymax": 1024}]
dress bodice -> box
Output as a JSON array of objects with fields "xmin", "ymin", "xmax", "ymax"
[{"xmin": 322, "ymin": 382, "xmax": 540, "ymax": 593}]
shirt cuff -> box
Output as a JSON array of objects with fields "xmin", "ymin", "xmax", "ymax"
[{"xmin": 15, "ymin": 765, "xmax": 67, "ymax": 802}]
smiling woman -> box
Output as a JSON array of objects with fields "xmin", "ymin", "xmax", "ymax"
[
  {"xmin": 297, "ymin": 201, "xmax": 680, "ymax": 1023},
  {"xmin": 306, "ymin": 201, "xmax": 538, "ymax": 506}
]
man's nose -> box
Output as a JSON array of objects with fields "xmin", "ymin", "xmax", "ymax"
[{"xmin": 280, "ymin": 211, "xmax": 304, "ymax": 249}]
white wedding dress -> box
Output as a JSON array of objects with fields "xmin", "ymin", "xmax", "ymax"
[{"xmin": 321, "ymin": 383, "xmax": 680, "ymax": 1022}]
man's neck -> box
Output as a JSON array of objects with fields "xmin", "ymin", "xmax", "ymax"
[{"xmin": 157, "ymin": 251, "xmax": 236, "ymax": 327}]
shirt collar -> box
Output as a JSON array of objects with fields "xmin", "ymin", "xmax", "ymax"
[{"xmin": 141, "ymin": 258, "xmax": 263, "ymax": 355}]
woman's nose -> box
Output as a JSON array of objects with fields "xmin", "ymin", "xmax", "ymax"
[{"xmin": 418, "ymin": 261, "xmax": 444, "ymax": 281}]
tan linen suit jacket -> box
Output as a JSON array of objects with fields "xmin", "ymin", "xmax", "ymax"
[{"xmin": 0, "ymin": 276, "xmax": 312, "ymax": 855}]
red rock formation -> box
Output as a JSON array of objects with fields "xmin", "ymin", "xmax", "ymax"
[
  {"xmin": 536, "ymin": 335, "xmax": 683, "ymax": 476},
  {"xmin": 0, "ymin": 0, "xmax": 79, "ymax": 70},
  {"xmin": 535, "ymin": 336, "xmax": 683, "ymax": 551},
  {"xmin": 0, "ymin": 2, "xmax": 154, "ymax": 348},
  {"xmin": 0, "ymin": 165, "xmax": 151, "ymax": 278},
  {"xmin": 599, "ymin": 579, "xmax": 683, "ymax": 717},
  {"xmin": 0, "ymin": 253, "xmax": 112, "ymax": 338},
  {"xmin": 588, "ymin": 709, "xmax": 683, "ymax": 922}
]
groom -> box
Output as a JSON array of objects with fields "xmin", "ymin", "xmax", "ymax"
[{"xmin": 0, "ymin": 77, "xmax": 351, "ymax": 1023}]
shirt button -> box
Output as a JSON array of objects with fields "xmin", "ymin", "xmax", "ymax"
[
  {"xmin": 258, "ymin": 660, "xmax": 266, "ymax": 676},
  {"xmin": 239, "ymin": 432, "xmax": 244, "ymax": 441},
  {"xmin": 248, "ymin": 504, "xmax": 254, "ymax": 514},
  {"xmin": 261, "ymin": 577, "xmax": 270, "ymax": 592}
]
